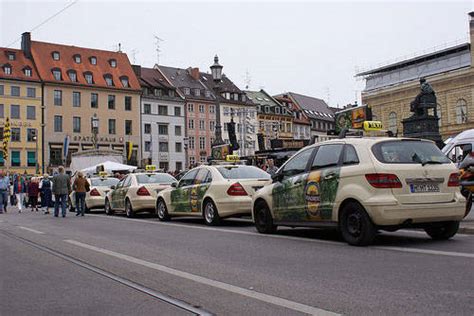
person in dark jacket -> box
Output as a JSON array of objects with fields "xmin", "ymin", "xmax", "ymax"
[
  {"xmin": 73, "ymin": 172, "xmax": 89, "ymax": 216},
  {"xmin": 39, "ymin": 174, "xmax": 52, "ymax": 215},
  {"xmin": 28, "ymin": 178, "xmax": 40, "ymax": 212},
  {"xmin": 52, "ymin": 166, "xmax": 71, "ymax": 218}
]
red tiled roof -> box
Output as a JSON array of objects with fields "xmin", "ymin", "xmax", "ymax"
[
  {"xmin": 0, "ymin": 48, "xmax": 41, "ymax": 82},
  {"xmin": 30, "ymin": 41, "xmax": 140, "ymax": 91}
]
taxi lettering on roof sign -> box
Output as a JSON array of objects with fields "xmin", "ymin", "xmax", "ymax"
[
  {"xmin": 98, "ymin": 171, "xmax": 108, "ymax": 177},
  {"xmin": 225, "ymin": 154, "xmax": 240, "ymax": 162},
  {"xmin": 363, "ymin": 121, "xmax": 383, "ymax": 131},
  {"xmin": 145, "ymin": 165, "xmax": 156, "ymax": 171}
]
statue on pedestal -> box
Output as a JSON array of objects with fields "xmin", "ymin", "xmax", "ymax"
[{"xmin": 409, "ymin": 78, "xmax": 437, "ymax": 118}]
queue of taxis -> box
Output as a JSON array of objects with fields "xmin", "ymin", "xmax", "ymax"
[
  {"xmin": 252, "ymin": 137, "xmax": 466, "ymax": 246},
  {"xmin": 105, "ymin": 171, "xmax": 177, "ymax": 217},
  {"xmin": 156, "ymin": 164, "xmax": 271, "ymax": 225},
  {"xmin": 69, "ymin": 176, "xmax": 119, "ymax": 213}
]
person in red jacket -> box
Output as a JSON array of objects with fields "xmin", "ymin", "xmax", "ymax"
[{"xmin": 28, "ymin": 177, "xmax": 40, "ymax": 212}]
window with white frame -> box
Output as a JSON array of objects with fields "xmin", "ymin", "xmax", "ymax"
[
  {"xmin": 199, "ymin": 137, "xmax": 206, "ymax": 150},
  {"xmin": 199, "ymin": 104, "xmax": 205, "ymax": 113},
  {"xmin": 188, "ymin": 119, "xmax": 194, "ymax": 129},
  {"xmin": 455, "ymin": 99, "xmax": 468, "ymax": 124},
  {"xmin": 199, "ymin": 120, "xmax": 205, "ymax": 130},
  {"xmin": 188, "ymin": 136, "xmax": 195, "ymax": 149},
  {"xmin": 158, "ymin": 124, "xmax": 168, "ymax": 135},
  {"xmin": 188, "ymin": 103, "xmax": 194, "ymax": 112}
]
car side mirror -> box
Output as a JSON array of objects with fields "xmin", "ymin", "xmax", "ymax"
[
  {"xmin": 171, "ymin": 182, "xmax": 177, "ymax": 188},
  {"xmin": 272, "ymin": 173, "xmax": 283, "ymax": 183},
  {"xmin": 110, "ymin": 185, "xmax": 116, "ymax": 190}
]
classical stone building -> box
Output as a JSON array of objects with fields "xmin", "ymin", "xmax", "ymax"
[
  {"xmin": 133, "ymin": 65, "xmax": 186, "ymax": 172},
  {"xmin": 22, "ymin": 33, "xmax": 142, "ymax": 170},
  {"xmin": 0, "ymin": 47, "xmax": 42, "ymax": 174},
  {"xmin": 357, "ymin": 12, "xmax": 474, "ymax": 139}
]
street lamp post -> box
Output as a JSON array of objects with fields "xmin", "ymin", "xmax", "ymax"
[
  {"xmin": 91, "ymin": 113, "xmax": 99, "ymax": 150},
  {"xmin": 32, "ymin": 129, "xmax": 39, "ymax": 174},
  {"xmin": 210, "ymin": 55, "xmax": 225, "ymax": 147}
]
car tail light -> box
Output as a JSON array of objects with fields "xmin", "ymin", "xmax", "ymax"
[
  {"xmin": 227, "ymin": 183, "xmax": 248, "ymax": 196},
  {"xmin": 89, "ymin": 188, "xmax": 101, "ymax": 196},
  {"xmin": 365, "ymin": 173, "xmax": 402, "ymax": 188},
  {"xmin": 137, "ymin": 186, "xmax": 150, "ymax": 196},
  {"xmin": 448, "ymin": 172, "xmax": 460, "ymax": 187}
]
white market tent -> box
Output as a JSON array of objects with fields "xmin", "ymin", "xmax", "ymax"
[{"xmin": 81, "ymin": 161, "xmax": 137, "ymax": 176}]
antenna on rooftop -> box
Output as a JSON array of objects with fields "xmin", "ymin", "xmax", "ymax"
[
  {"xmin": 130, "ymin": 49, "xmax": 138, "ymax": 64},
  {"xmin": 244, "ymin": 70, "xmax": 251, "ymax": 89},
  {"xmin": 154, "ymin": 35, "xmax": 164, "ymax": 64},
  {"xmin": 118, "ymin": 43, "xmax": 122, "ymax": 52},
  {"xmin": 324, "ymin": 86, "xmax": 331, "ymax": 106}
]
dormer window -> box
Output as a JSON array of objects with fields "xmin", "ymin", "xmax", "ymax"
[
  {"xmin": 168, "ymin": 90, "xmax": 175, "ymax": 97},
  {"xmin": 265, "ymin": 106, "xmax": 269, "ymax": 113},
  {"xmin": 275, "ymin": 107, "xmax": 280, "ymax": 114},
  {"xmin": 184, "ymin": 88, "xmax": 190, "ymax": 95},
  {"xmin": 154, "ymin": 89, "xmax": 162, "ymax": 96},
  {"xmin": 225, "ymin": 92, "xmax": 231, "ymax": 100},
  {"xmin": 3, "ymin": 64, "xmax": 12, "ymax": 75},
  {"xmin": 194, "ymin": 88, "xmax": 200, "ymax": 96},
  {"xmin": 52, "ymin": 68, "xmax": 62, "ymax": 80},
  {"xmin": 73, "ymin": 54, "xmax": 81, "ymax": 64},
  {"xmin": 104, "ymin": 74, "xmax": 114, "ymax": 86},
  {"xmin": 205, "ymin": 90, "xmax": 211, "ymax": 98},
  {"xmin": 68, "ymin": 70, "xmax": 77, "ymax": 82},
  {"xmin": 90, "ymin": 56, "xmax": 97, "ymax": 65},
  {"xmin": 52, "ymin": 51, "xmax": 60, "ymax": 61},
  {"xmin": 24, "ymin": 67, "xmax": 32, "ymax": 77},
  {"xmin": 233, "ymin": 93, "xmax": 238, "ymax": 101},
  {"xmin": 242, "ymin": 95, "xmax": 246, "ymax": 102},
  {"xmin": 84, "ymin": 72, "xmax": 93, "ymax": 84},
  {"xmin": 120, "ymin": 76, "xmax": 129, "ymax": 88},
  {"xmin": 142, "ymin": 87, "xmax": 149, "ymax": 95},
  {"xmin": 109, "ymin": 59, "xmax": 117, "ymax": 68},
  {"xmin": 7, "ymin": 52, "xmax": 15, "ymax": 61}
]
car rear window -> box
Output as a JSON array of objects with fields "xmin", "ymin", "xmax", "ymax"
[
  {"xmin": 217, "ymin": 166, "xmax": 271, "ymax": 179},
  {"xmin": 372, "ymin": 140, "xmax": 451, "ymax": 164},
  {"xmin": 91, "ymin": 178, "xmax": 119, "ymax": 187},
  {"xmin": 136, "ymin": 173, "xmax": 176, "ymax": 184}
]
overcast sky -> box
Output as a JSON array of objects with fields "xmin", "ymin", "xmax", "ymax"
[{"xmin": 1, "ymin": 0, "xmax": 472, "ymax": 107}]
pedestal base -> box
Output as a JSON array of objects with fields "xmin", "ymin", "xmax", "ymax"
[{"xmin": 402, "ymin": 115, "xmax": 444, "ymax": 148}]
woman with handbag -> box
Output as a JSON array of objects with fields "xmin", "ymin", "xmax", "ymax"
[{"xmin": 73, "ymin": 172, "xmax": 89, "ymax": 217}]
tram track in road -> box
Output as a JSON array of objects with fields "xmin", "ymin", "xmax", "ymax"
[{"xmin": 0, "ymin": 229, "xmax": 213, "ymax": 316}]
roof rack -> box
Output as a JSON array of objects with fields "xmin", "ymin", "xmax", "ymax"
[{"xmin": 338, "ymin": 128, "xmax": 396, "ymax": 139}]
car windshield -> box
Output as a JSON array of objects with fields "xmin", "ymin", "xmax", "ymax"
[
  {"xmin": 217, "ymin": 166, "xmax": 271, "ymax": 179},
  {"xmin": 136, "ymin": 173, "xmax": 176, "ymax": 184},
  {"xmin": 372, "ymin": 140, "xmax": 451, "ymax": 164},
  {"xmin": 91, "ymin": 178, "xmax": 120, "ymax": 187}
]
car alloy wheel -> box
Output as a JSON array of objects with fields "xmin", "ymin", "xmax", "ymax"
[
  {"xmin": 157, "ymin": 199, "xmax": 170, "ymax": 221},
  {"xmin": 105, "ymin": 199, "xmax": 114, "ymax": 216},
  {"xmin": 340, "ymin": 202, "xmax": 376, "ymax": 246},
  {"xmin": 203, "ymin": 200, "xmax": 220, "ymax": 226},
  {"xmin": 125, "ymin": 200, "xmax": 134, "ymax": 218}
]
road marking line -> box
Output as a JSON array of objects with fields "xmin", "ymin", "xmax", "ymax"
[
  {"xmin": 88, "ymin": 215, "xmax": 474, "ymax": 259},
  {"xmin": 18, "ymin": 226, "xmax": 44, "ymax": 234},
  {"xmin": 65, "ymin": 239, "xmax": 339, "ymax": 316},
  {"xmin": 396, "ymin": 229, "xmax": 469, "ymax": 237},
  {"xmin": 374, "ymin": 246, "xmax": 474, "ymax": 259}
]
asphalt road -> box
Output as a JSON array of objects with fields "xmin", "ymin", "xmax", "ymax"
[{"xmin": 1, "ymin": 208, "xmax": 473, "ymax": 316}]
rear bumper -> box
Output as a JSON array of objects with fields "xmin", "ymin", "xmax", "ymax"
[
  {"xmin": 86, "ymin": 197, "xmax": 106, "ymax": 209},
  {"xmin": 215, "ymin": 196, "xmax": 253, "ymax": 218},
  {"xmin": 132, "ymin": 197, "xmax": 156, "ymax": 212},
  {"xmin": 366, "ymin": 197, "xmax": 466, "ymax": 226}
]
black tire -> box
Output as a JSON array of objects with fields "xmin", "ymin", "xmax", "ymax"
[
  {"xmin": 203, "ymin": 199, "xmax": 220, "ymax": 226},
  {"xmin": 125, "ymin": 199, "xmax": 134, "ymax": 218},
  {"xmin": 339, "ymin": 202, "xmax": 377, "ymax": 246},
  {"xmin": 156, "ymin": 199, "xmax": 170, "ymax": 221},
  {"xmin": 254, "ymin": 200, "xmax": 277, "ymax": 234},
  {"xmin": 465, "ymin": 192, "xmax": 472, "ymax": 218},
  {"xmin": 104, "ymin": 199, "xmax": 114, "ymax": 216},
  {"xmin": 424, "ymin": 221, "xmax": 459, "ymax": 240}
]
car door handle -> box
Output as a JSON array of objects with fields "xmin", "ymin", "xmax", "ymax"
[{"xmin": 324, "ymin": 173, "xmax": 336, "ymax": 180}]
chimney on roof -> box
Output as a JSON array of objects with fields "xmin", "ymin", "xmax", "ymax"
[
  {"xmin": 189, "ymin": 67, "xmax": 200, "ymax": 80},
  {"xmin": 469, "ymin": 12, "xmax": 474, "ymax": 68},
  {"xmin": 132, "ymin": 65, "xmax": 141, "ymax": 77},
  {"xmin": 21, "ymin": 32, "xmax": 32, "ymax": 59}
]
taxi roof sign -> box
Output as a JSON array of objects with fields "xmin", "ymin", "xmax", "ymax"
[
  {"xmin": 225, "ymin": 154, "xmax": 240, "ymax": 162},
  {"xmin": 98, "ymin": 171, "xmax": 108, "ymax": 177},
  {"xmin": 145, "ymin": 165, "xmax": 156, "ymax": 171},
  {"xmin": 363, "ymin": 121, "xmax": 383, "ymax": 131}
]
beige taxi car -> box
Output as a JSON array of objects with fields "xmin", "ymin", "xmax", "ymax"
[
  {"xmin": 252, "ymin": 137, "xmax": 466, "ymax": 246},
  {"xmin": 156, "ymin": 164, "xmax": 271, "ymax": 225},
  {"xmin": 105, "ymin": 172, "xmax": 177, "ymax": 217},
  {"xmin": 69, "ymin": 176, "xmax": 120, "ymax": 212}
]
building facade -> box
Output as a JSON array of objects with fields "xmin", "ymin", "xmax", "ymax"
[
  {"xmin": 275, "ymin": 92, "xmax": 335, "ymax": 142},
  {"xmin": 159, "ymin": 66, "xmax": 216, "ymax": 168},
  {"xmin": 274, "ymin": 93, "xmax": 311, "ymax": 141},
  {"xmin": 0, "ymin": 48, "xmax": 42, "ymax": 174},
  {"xmin": 135, "ymin": 65, "xmax": 186, "ymax": 172},
  {"xmin": 245, "ymin": 89, "xmax": 293, "ymax": 151},
  {"xmin": 22, "ymin": 33, "xmax": 142, "ymax": 171},
  {"xmin": 357, "ymin": 12, "xmax": 474, "ymax": 139},
  {"xmin": 200, "ymin": 72, "xmax": 257, "ymax": 157}
]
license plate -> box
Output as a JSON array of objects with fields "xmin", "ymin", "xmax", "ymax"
[{"xmin": 409, "ymin": 183, "xmax": 440, "ymax": 193}]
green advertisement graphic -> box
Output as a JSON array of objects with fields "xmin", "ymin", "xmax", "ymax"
[{"xmin": 171, "ymin": 184, "xmax": 210, "ymax": 213}]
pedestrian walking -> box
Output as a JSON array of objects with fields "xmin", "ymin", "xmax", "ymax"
[
  {"xmin": 52, "ymin": 166, "xmax": 71, "ymax": 218},
  {"xmin": 0, "ymin": 170, "xmax": 10, "ymax": 214},
  {"xmin": 39, "ymin": 174, "xmax": 52, "ymax": 215},
  {"xmin": 28, "ymin": 177, "xmax": 40, "ymax": 212},
  {"xmin": 73, "ymin": 172, "xmax": 89, "ymax": 217},
  {"xmin": 13, "ymin": 174, "xmax": 27, "ymax": 213}
]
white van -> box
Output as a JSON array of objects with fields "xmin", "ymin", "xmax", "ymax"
[{"xmin": 442, "ymin": 129, "xmax": 474, "ymax": 165}]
